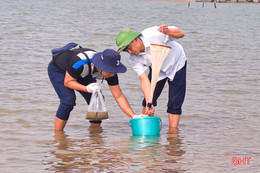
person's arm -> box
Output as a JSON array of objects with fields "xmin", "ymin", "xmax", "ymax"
[
  {"xmin": 139, "ymin": 72, "xmax": 155, "ymax": 115},
  {"xmin": 158, "ymin": 24, "xmax": 185, "ymax": 38},
  {"xmin": 64, "ymin": 72, "xmax": 87, "ymax": 92},
  {"xmin": 139, "ymin": 72, "xmax": 151, "ymax": 104},
  {"xmin": 108, "ymin": 85, "xmax": 135, "ymax": 118},
  {"xmin": 64, "ymin": 72, "xmax": 99, "ymax": 93}
]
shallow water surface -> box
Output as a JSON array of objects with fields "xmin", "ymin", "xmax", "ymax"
[{"xmin": 0, "ymin": 0, "xmax": 259, "ymax": 172}]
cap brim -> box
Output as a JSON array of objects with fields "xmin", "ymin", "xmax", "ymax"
[
  {"xmin": 117, "ymin": 32, "xmax": 141, "ymax": 53},
  {"xmin": 118, "ymin": 45, "xmax": 128, "ymax": 53},
  {"xmin": 93, "ymin": 53, "xmax": 127, "ymax": 73}
]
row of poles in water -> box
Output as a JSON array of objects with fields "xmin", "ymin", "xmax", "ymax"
[{"xmin": 188, "ymin": 0, "xmax": 217, "ymax": 8}]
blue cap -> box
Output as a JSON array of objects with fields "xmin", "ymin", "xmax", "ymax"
[{"xmin": 92, "ymin": 49, "xmax": 127, "ymax": 73}]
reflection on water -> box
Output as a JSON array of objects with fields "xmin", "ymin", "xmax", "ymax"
[
  {"xmin": 127, "ymin": 128, "xmax": 186, "ymax": 172},
  {"xmin": 49, "ymin": 126, "xmax": 106, "ymax": 172},
  {"xmin": 46, "ymin": 127, "xmax": 185, "ymax": 172},
  {"xmin": 129, "ymin": 136, "xmax": 160, "ymax": 151},
  {"xmin": 54, "ymin": 131, "xmax": 69, "ymax": 150},
  {"xmin": 165, "ymin": 128, "xmax": 185, "ymax": 163}
]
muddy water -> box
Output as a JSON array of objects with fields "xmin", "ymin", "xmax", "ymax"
[{"xmin": 86, "ymin": 111, "xmax": 109, "ymax": 120}]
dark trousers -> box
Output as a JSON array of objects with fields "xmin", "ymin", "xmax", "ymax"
[{"xmin": 48, "ymin": 62, "xmax": 96, "ymax": 120}]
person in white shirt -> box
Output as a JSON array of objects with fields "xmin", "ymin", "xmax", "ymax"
[{"xmin": 116, "ymin": 25, "xmax": 187, "ymax": 128}]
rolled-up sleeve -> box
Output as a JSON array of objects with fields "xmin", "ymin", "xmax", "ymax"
[{"xmin": 163, "ymin": 26, "xmax": 176, "ymax": 43}]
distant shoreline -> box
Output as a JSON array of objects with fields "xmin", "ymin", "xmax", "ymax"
[
  {"xmin": 133, "ymin": 0, "xmax": 259, "ymax": 3},
  {"xmin": 132, "ymin": 0, "xmax": 195, "ymax": 1}
]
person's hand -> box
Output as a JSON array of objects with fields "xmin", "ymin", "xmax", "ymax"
[
  {"xmin": 86, "ymin": 83, "xmax": 100, "ymax": 93},
  {"xmin": 133, "ymin": 114, "xmax": 148, "ymax": 119},
  {"xmin": 158, "ymin": 24, "xmax": 169, "ymax": 35},
  {"xmin": 145, "ymin": 105, "xmax": 155, "ymax": 116}
]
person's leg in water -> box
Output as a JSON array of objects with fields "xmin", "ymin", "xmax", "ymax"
[
  {"xmin": 48, "ymin": 62, "xmax": 76, "ymax": 131},
  {"xmin": 167, "ymin": 62, "xmax": 186, "ymax": 128}
]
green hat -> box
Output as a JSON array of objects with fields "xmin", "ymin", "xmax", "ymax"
[{"xmin": 116, "ymin": 29, "xmax": 141, "ymax": 53}]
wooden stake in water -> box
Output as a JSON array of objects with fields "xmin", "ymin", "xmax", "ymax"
[{"xmin": 188, "ymin": 0, "xmax": 217, "ymax": 8}]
